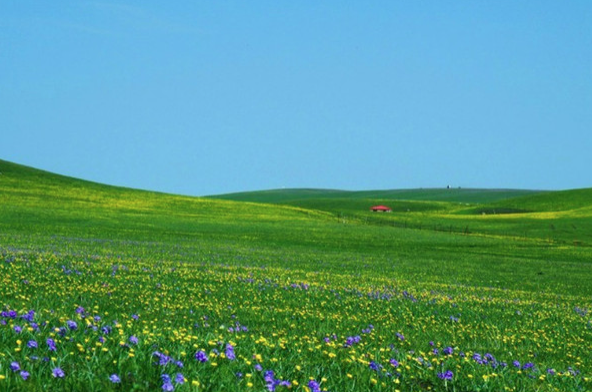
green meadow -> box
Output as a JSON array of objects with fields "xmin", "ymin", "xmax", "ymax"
[{"xmin": 0, "ymin": 158, "xmax": 591, "ymax": 391}]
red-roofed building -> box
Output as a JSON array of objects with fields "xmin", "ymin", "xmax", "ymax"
[{"xmin": 370, "ymin": 205, "xmax": 392, "ymax": 212}]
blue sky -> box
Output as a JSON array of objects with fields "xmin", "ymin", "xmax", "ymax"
[{"xmin": 2, "ymin": 1, "xmax": 591, "ymax": 195}]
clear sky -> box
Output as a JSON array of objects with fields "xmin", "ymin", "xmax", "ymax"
[{"xmin": 2, "ymin": 2, "xmax": 591, "ymax": 196}]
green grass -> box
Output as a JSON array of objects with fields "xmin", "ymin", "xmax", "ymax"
[
  {"xmin": 211, "ymin": 187, "xmax": 542, "ymax": 204},
  {"xmin": 1, "ymin": 159, "xmax": 591, "ymax": 391},
  {"xmin": 212, "ymin": 181, "xmax": 592, "ymax": 247}
]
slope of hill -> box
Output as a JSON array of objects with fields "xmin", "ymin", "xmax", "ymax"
[
  {"xmin": 465, "ymin": 187, "xmax": 592, "ymax": 214},
  {"xmin": 2, "ymin": 158, "xmax": 591, "ymax": 287},
  {"xmin": 0, "ymin": 159, "xmax": 333, "ymax": 243},
  {"xmin": 212, "ymin": 187, "xmax": 543, "ymax": 204},
  {"xmin": 212, "ymin": 183, "xmax": 592, "ymax": 246}
]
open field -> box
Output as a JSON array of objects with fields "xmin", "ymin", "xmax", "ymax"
[{"xmin": 1, "ymin": 159, "xmax": 591, "ymax": 391}]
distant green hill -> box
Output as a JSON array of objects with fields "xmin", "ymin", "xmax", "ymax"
[
  {"xmin": 5, "ymin": 159, "xmax": 590, "ymax": 247},
  {"xmin": 211, "ymin": 183, "xmax": 592, "ymax": 245},
  {"xmin": 212, "ymin": 187, "xmax": 544, "ymax": 204},
  {"xmin": 464, "ymin": 187, "xmax": 592, "ymax": 214}
]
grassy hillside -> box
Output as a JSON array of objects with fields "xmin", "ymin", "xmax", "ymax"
[
  {"xmin": 0, "ymin": 159, "xmax": 333, "ymax": 241},
  {"xmin": 212, "ymin": 187, "xmax": 542, "ymax": 204},
  {"xmin": 2, "ymin": 158, "xmax": 591, "ymax": 288},
  {"xmin": 212, "ymin": 184, "xmax": 592, "ymax": 246},
  {"xmin": 468, "ymin": 187, "xmax": 592, "ymax": 214},
  {"xmin": 1, "ymin": 159, "xmax": 591, "ymax": 392}
]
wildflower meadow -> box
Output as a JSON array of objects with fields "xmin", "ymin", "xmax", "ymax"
[{"xmin": 0, "ymin": 160, "xmax": 591, "ymax": 391}]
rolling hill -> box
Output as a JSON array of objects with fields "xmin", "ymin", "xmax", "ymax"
[
  {"xmin": 2, "ymin": 158, "xmax": 592, "ymax": 290},
  {"xmin": 211, "ymin": 187, "xmax": 543, "ymax": 204},
  {"xmin": 211, "ymin": 184, "xmax": 592, "ymax": 245},
  {"xmin": 1, "ymin": 158, "xmax": 592, "ymax": 392}
]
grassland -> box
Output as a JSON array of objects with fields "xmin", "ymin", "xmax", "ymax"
[{"xmin": 1, "ymin": 159, "xmax": 591, "ymax": 391}]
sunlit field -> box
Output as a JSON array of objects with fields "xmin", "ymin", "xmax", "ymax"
[{"xmin": 1, "ymin": 160, "xmax": 591, "ymax": 391}]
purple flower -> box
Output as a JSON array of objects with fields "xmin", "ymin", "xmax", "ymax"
[
  {"xmin": 109, "ymin": 374, "xmax": 121, "ymax": 383},
  {"xmin": 153, "ymin": 351, "xmax": 171, "ymax": 366},
  {"xmin": 66, "ymin": 320, "xmax": 77, "ymax": 330},
  {"xmin": 264, "ymin": 370, "xmax": 279, "ymax": 391},
  {"xmin": 254, "ymin": 363, "xmax": 263, "ymax": 371},
  {"xmin": 513, "ymin": 360, "xmax": 521, "ymax": 368},
  {"xmin": 47, "ymin": 338, "xmax": 56, "ymax": 351},
  {"xmin": 175, "ymin": 373, "xmax": 185, "ymax": 384},
  {"xmin": 390, "ymin": 358, "xmax": 399, "ymax": 367},
  {"xmin": 129, "ymin": 335, "xmax": 138, "ymax": 345},
  {"xmin": 362, "ymin": 324, "xmax": 374, "ymax": 334},
  {"xmin": 263, "ymin": 364, "xmax": 290, "ymax": 390},
  {"xmin": 308, "ymin": 380, "xmax": 321, "ymax": 392},
  {"xmin": 10, "ymin": 361, "xmax": 20, "ymax": 372},
  {"xmin": 20, "ymin": 370, "xmax": 30, "ymax": 380},
  {"xmin": 443, "ymin": 346, "xmax": 454, "ymax": 355},
  {"xmin": 27, "ymin": 340, "xmax": 38, "ymax": 349},
  {"xmin": 76, "ymin": 306, "xmax": 85, "ymax": 315},
  {"xmin": 194, "ymin": 350, "xmax": 208, "ymax": 362},
  {"xmin": 344, "ymin": 335, "xmax": 362, "ymax": 347},
  {"xmin": 396, "ymin": 332, "xmax": 405, "ymax": 341},
  {"xmin": 52, "ymin": 367, "xmax": 65, "ymax": 378},
  {"xmin": 437, "ymin": 370, "xmax": 453, "ymax": 380},
  {"xmin": 225, "ymin": 343, "xmax": 236, "ymax": 360},
  {"xmin": 161, "ymin": 375, "xmax": 174, "ymax": 391},
  {"xmin": 523, "ymin": 362, "xmax": 535, "ymax": 370},
  {"xmin": 13, "ymin": 325, "xmax": 22, "ymax": 334}
]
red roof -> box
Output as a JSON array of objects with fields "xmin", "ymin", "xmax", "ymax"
[{"xmin": 370, "ymin": 205, "xmax": 392, "ymax": 211}]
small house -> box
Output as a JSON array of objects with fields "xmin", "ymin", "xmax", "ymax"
[{"xmin": 370, "ymin": 205, "xmax": 392, "ymax": 213}]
